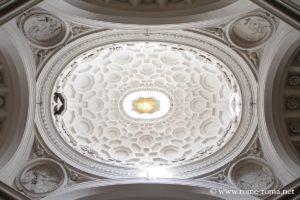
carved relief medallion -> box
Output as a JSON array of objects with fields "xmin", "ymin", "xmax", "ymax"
[
  {"xmin": 229, "ymin": 14, "xmax": 274, "ymax": 48},
  {"xmin": 228, "ymin": 158, "xmax": 277, "ymax": 194},
  {"xmin": 19, "ymin": 8, "xmax": 66, "ymax": 47},
  {"xmin": 15, "ymin": 159, "xmax": 67, "ymax": 197}
]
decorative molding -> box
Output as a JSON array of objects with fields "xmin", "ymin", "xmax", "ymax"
[
  {"xmin": 33, "ymin": 142, "xmax": 46, "ymax": 158},
  {"xmin": 0, "ymin": 52, "xmax": 9, "ymax": 140},
  {"xmin": 244, "ymin": 49, "xmax": 264, "ymax": 69},
  {"xmin": 68, "ymin": 23, "xmax": 95, "ymax": 39},
  {"xmin": 0, "ymin": 181, "xmax": 30, "ymax": 200},
  {"xmin": 65, "ymin": 169, "xmax": 95, "ymax": 185}
]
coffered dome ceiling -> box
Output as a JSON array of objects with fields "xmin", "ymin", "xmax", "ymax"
[
  {"xmin": 1, "ymin": 1, "xmax": 300, "ymax": 199},
  {"xmin": 51, "ymin": 41, "xmax": 242, "ymax": 168},
  {"xmin": 36, "ymin": 30, "xmax": 257, "ymax": 178}
]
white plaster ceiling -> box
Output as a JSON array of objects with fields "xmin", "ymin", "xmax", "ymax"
[{"xmin": 51, "ymin": 41, "xmax": 242, "ymax": 168}]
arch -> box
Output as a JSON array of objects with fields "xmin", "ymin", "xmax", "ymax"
[
  {"xmin": 43, "ymin": 179, "xmax": 258, "ymax": 200},
  {"xmin": 258, "ymin": 23, "xmax": 300, "ymax": 184},
  {"xmin": 40, "ymin": 0, "xmax": 257, "ymax": 29},
  {"xmin": 0, "ymin": 22, "xmax": 36, "ymax": 184}
]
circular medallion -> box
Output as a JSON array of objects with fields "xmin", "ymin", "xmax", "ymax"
[
  {"xmin": 229, "ymin": 14, "xmax": 274, "ymax": 48},
  {"xmin": 15, "ymin": 159, "xmax": 67, "ymax": 198},
  {"xmin": 20, "ymin": 9, "xmax": 66, "ymax": 47},
  {"xmin": 228, "ymin": 158, "xmax": 277, "ymax": 195}
]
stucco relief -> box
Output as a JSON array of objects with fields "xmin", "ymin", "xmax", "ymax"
[
  {"xmin": 206, "ymin": 138, "xmax": 264, "ymax": 185},
  {"xmin": 19, "ymin": 8, "xmax": 66, "ymax": 47},
  {"xmin": 0, "ymin": 69, "xmax": 6, "ymax": 110},
  {"xmin": 233, "ymin": 16, "xmax": 271, "ymax": 42},
  {"xmin": 286, "ymin": 97, "xmax": 299, "ymax": 110},
  {"xmin": 32, "ymin": 23, "xmax": 94, "ymax": 68},
  {"xmin": 0, "ymin": 54, "xmax": 8, "ymax": 140},
  {"xmin": 228, "ymin": 13, "xmax": 275, "ymax": 48},
  {"xmin": 228, "ymin": 158, "xmax": 276, "ymax": 194},
  {"xmin": 195, "ymin": 19, "xmax": 269, "ymax": 70},
  {"xmin": 288, "ymin": 75, "xmax": 300, "ymax": 86},
  {"xmin": 15, "ymin": 159, "xmax": 67, "ymax": 198},
  {"xmin": 290, "ymin": 122, "xmax": 300, "ymax": 134},
  {"xmin": 24, "ymin": 14, "xmax": 63, "ymax": 42}
]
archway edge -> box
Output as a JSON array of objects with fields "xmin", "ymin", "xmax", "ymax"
[{"xmin": 43, "ymin": 179, "xmax": 258, "ymax": 200}]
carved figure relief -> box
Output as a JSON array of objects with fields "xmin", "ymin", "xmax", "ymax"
[
  {"xmin": 290, "ymin": 122, "xmax": 300, "ymax": 134},
  {"xmin": 229, "ymin": 14, "xmax": 274, "ymax": 48},
  {"xmin": 19, "ymin": 8, "xmax": 66, "ymax": 47},
  {"xmin": 16, "ymin": 159, "xmax": 66, "ymax": 197},
  {"xmin": 229, "ymin": 158, "xmax": 276, "ymax": 193},
  {"xmin": 21, "ymin": 166, "xmax": 60, "ymax": 193}
]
